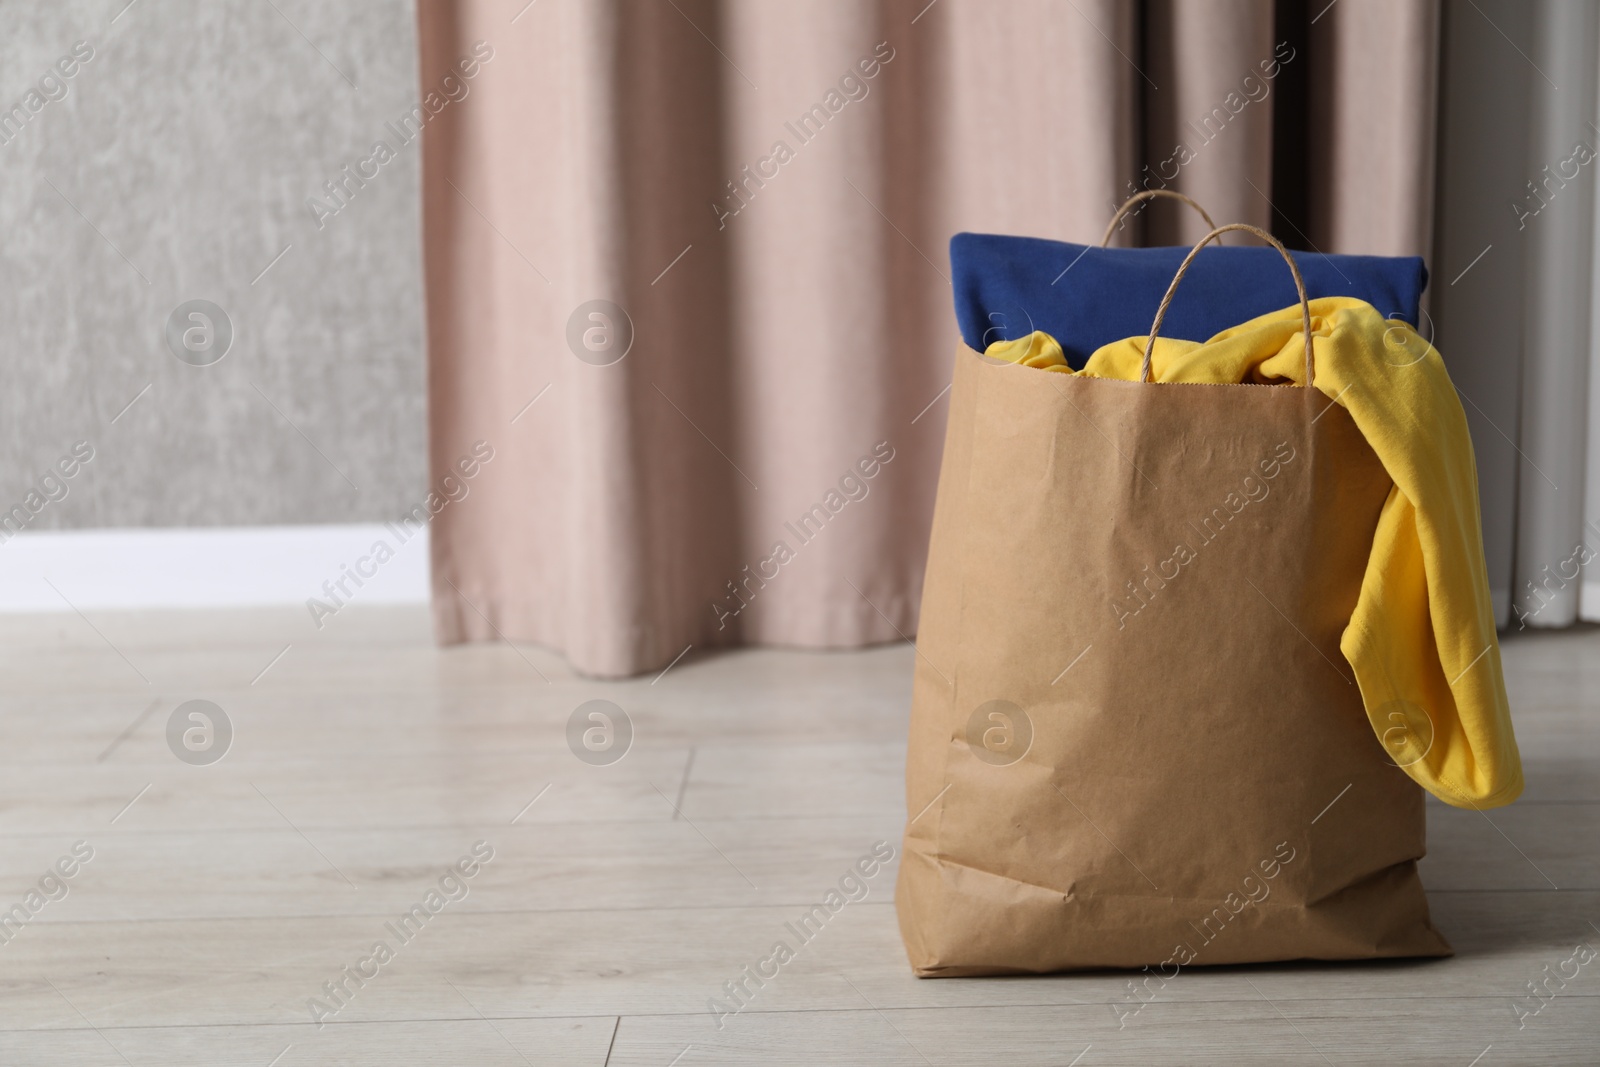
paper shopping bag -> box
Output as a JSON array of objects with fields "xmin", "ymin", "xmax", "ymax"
[{"xmin": 896, "ymin": 224, "xmax": 1451, "ymax": 975}]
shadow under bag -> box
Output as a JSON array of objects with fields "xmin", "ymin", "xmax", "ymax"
[{"xmin": 896, "ymin": 225, "xmax": 1451, "ymax": 976}]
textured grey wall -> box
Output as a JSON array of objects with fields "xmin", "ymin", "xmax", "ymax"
[{"xmin": 0, "ymin": 0, "xmax": 425, "ymax": 529}]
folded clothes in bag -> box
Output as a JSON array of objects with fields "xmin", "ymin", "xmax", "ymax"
[{"xmin": 952, "ymin": 231, "xmax": 1429, "ymax": 367}]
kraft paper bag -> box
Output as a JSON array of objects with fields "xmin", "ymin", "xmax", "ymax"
[{"xmin": 896, "ymin": 225, "xmax": 1450, "ymax": 976}]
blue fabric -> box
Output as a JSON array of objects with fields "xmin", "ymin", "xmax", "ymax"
[{"xmin": 952, "ymin": 232, "xmax": 1428, "ymax": 368}]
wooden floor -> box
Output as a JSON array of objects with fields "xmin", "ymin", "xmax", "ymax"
[{"xmin": 2, "ymin": 607, "xmax": 1596, "ymax": 1065}]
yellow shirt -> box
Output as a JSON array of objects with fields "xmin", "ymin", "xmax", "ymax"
[{"xmin": 985, "ymin": 297, "xmax": 1521, "ymax": 808}]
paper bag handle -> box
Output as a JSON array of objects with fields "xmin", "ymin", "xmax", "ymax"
[
  {"xmin": 1101, "ymin": 190, "xmax": 1218, "ymax": 247},
  {"xmin": 1141, "ymin": 223, "xmax": 1313, "ymax": 386}
]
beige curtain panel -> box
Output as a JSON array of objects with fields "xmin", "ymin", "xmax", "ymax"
[{"xmin": 417, "ymin": 0, "xmax": 1440, "ymax": 677}]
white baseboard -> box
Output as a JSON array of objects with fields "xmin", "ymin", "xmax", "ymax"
[{"xmin": 0, "ymin": 525, "xmax": 429, "ymax": 611}]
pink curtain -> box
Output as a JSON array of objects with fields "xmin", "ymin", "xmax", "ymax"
[{"xmin": 418, "ymin": 0, "xmax": 1439, "ymax": 677}]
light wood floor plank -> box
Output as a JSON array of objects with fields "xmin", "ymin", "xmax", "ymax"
[
  {"xmin": 0, "ymin": 817, "xmax": 903, "ymax": 921},
  {"xmin": 606, "ymin": 996, "xmax": 1599, "ymax": 1066},
  {"xmin": 0, "ymin": 1017, "xmax": 618, "ymax": 1067}
]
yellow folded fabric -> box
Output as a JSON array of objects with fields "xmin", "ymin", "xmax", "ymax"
[{"xmin": 985, "ymin": 297, "xmax": 1522, "ymax": 808}]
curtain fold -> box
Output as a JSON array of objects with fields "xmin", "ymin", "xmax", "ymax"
[
  {"xmin": 419, "ymin": 0, "xmax": 1442, "ymax": 676},
  {"xmin": 1432, "ymin": 0, "xmax": 1600, "ymax": 630},
  {"xmin": 1308, "ymin": 0, "xmax": 1440, "ymax": 259},
  {"xmin": 1516, "ymin": 2, "xmax": 1598, "ymax": 629},
  {"xmin": 1141, "ymin": 0, "xmax": 1276, "ymax": 245}
]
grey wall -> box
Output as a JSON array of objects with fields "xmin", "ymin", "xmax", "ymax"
[{"xmin": 0, "ymin": 0, "xmax": 426, "ymax": 528}]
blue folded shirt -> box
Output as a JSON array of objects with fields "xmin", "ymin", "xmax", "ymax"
[{"xmin": 952, "ymin": 232, "xmax": 1428, "ymax": 368}]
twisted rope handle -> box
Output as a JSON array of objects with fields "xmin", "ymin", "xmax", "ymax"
[
  {"xmin": 1141, "ymin": 223, "xmax": 1313, "ymax": 385},
  {"xmin": 1101, "ymin": 190, "xmax": 1219, "ymax": 247}
]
